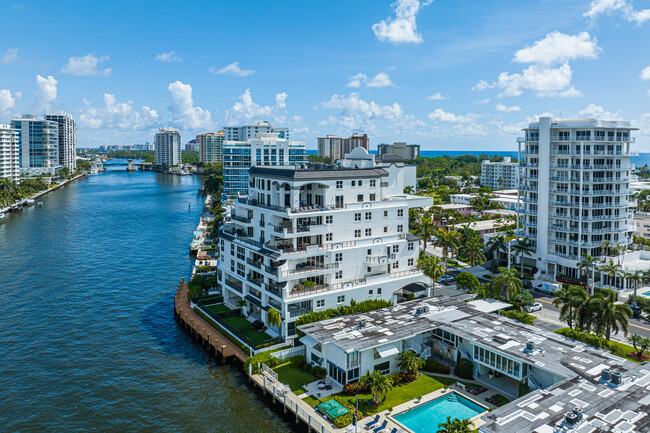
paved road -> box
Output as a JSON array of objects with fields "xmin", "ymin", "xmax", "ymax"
[{"xmin": 529, "ymin": 289, "xmax": 650, "ymax": 340}]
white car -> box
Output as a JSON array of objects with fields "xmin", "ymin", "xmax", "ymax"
[{"xmin": 526, "ymin": 302, "xmax": 543, "ymax": 313}]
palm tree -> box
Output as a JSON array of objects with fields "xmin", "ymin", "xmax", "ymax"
[
  {"xmin": 598, "ymin": 259, "xmax": 622, "ymax": 289},
  {"xmin": 458, "ymin": 236, "xmax": 486, "ymax": 267},
  {"xmin": 413, "ymin": 216, "xmax": 436, "ymax": 249},
  {"xmin": 627, "ymin": 334, "xmax": 650, "ymax": 360},
  {"xmin": 491, "ymin": 267, "xmax": 523, "ymax": 300},
  {"xmin": 625, "ymin": 270, "xmax": 645, "ymax": 307},
  {"xmin": 361, "ymin": 370, "xmax": 393, "ymax": 405},
  {"xmin": 588, "ymin": 290, "xmax": 632, "ymax": 340},
  {"xmin": 397, "ymin": 350, "xmax": 425, "ymax": 379},
  {"xmin": 578, "ymin": 255, "xmax": 599, "ymax": 294},
  {"xmin": 417, "ymin": 255, "xmax": 445, "ymax": 294},
  {"xmin": 237, "ymin": 299, "xmax": 247, "ymax": 316},
  {"xmin": 553, "ymin": 285, "xmax": 587, "ymax": 330},
  {"xmin": 572, "ymin": 288, "xmax": 592, "ymax": 332},
  {"xmin": 486, "ymin": 236, "xmax": 506, "ymax": 265},
  {"xmin": 437, "ymin": 416, "xmax": 474, "ymax": 433},
  {"xmin": 266, "ymin": 308, "xmax": 282, "ymax": 333},
  {"xmin": 433, "ymin": 228, "xmax": 461, "ymax": 283},
  {"xmin": 511, "ymin": 238, "xmax": 534, "ymax": 278}
]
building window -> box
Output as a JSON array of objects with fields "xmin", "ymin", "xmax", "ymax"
[
  {"xmin": 237, "ymin": 262, "xmax": 246, "ymax": 276},
  {"xmin": 408, "ymin": 242, "xmax": 414, "ymax": 251},
  {"xmin": 397, "ymin": 209, "xmax": 404, "ymax": 217},
  {"xmin": 408, "ymin": 258, "xmax": 414, "ymax": 266},
  {"xmin": 230, "ymin": 259, "xmax": 235, "ymax": 272},
  {"xmin": 237, "ymin": 246, "xmax": 245, "ymax": 260},
  {"xmin": 355, "ymin": 229, "xmax": 361, "ymax": 238},
  {"xmin": 365, "ymin": 228, "xmax": 372, "ymax": 236},
  {"xmin": 397, "ymin": 224, "xmax": 403, "ymax": 232},
  {"xmin": 393, "ymin": 261, "xmax": 399, "ymax": 269},
  {"xmin": 369, "ymin": 289, "xmax": 373, "ymax": 295},
  {"xmin": 370, "ymin": 179, "xmax": 376, "ymax": 187},
  {"xmin": 357, "ymin": 194, "xmax": 364, "ymax": 202},
  {"xmin": 335, "ymin": 271, "xmax": 342, "ymax": 279},
  {"xmin": 354, "ymin": 213, "xmax": 361, "ymax": 221},
  {"xmin": 367, "ymin": 249, "xmax": 372, "ymax": 255},
  {"xmin": 316, "ymin": 299, "xmax": 325, "ymax": 308},
  {"xmin": 384, "ymin": 210, "xmax": 388, "ymax": 217},
  {"xmin": 365, "ymin": 211, "xmax": 372, "ymax": 221},
  {"xmin": 335, "ymin": 253, "xmax": 342, "ymax": 262},
  {"xmin": 351, "ymin": 180, "xmax": 355, "ymax": 186},
  {"xmin": 377, "ymin": 288, "xmax": 382, "ymax": 295},
  {"xmin": 326, "ymin": 233, "xmax": 333, "ymax": 241},
  {"xmin": 326, "ymin": 215, "xmax": 333, "ymax": 224},
  {"xmin": 370, "ymin": 194, "xmax": 376, "ymax": 201},
  {"xmin": 336, "ymin": 180, "xmax": 343, "ymax": 189},
  {"xmin": 337, "ymin": 295, "xmax": 345, "ymax": 303},
  {"xmin": 359, "ymin": 180, "xmax": 363, "ymax": 186},
  {"xmin": 384, "ymin": 226, "xmax": 388, "ymax": 233}
]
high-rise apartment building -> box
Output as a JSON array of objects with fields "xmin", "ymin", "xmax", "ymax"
[
  {"xmin": 317, "ymin": 133, "xmax": 369, "ymax": 160},
  {"xmin": 198, "ymin": 131, "xmax": 225, "ymax": 164},
  {"xmin": 154, "ymin": 127, "xmax": 181, "ymax": 166},
  {"xmin": 218, "ymin": 147, "xmax": 432, "ymax": 340},
  {"xmin": 377, "ymin": 142, "xmax": 420, "ymax": 160},
  {"xmin": 11, "ymin": 115, "xmax": 60, "ymax": 175},
  {"xmin": 0, "ymin": 125, "xmax": 19, "ymax": 180},
  {"xmin": 45, "ymin": 111, "xmax": 76, "ymax": 171},
  {"xmin": 224, "ymin": 120, "xmax": 288, "ymax": 141},
  {"xmin": 481, "ymin": 157, "xmax": 519, "ymax": 190},
  {"xmin": 517, "ymin": 117, "xmax": 636, "ymax": 284},
  {"xmin": 223, "ymin": 133, "xmax": 308, "ymax": 197}
]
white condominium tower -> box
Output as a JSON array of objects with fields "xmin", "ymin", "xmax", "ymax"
[
  {"xmin": 154, "ymin": 127, "xmax": 181, "ymax": 166},
  {"xmin": 224, "ymin": 120, "xmax": 289, "ymax": 141},
  {"xmin": 0, "ymin": 125, "xmax": 19, "ymax": 180},
  {"xmin": 223, "ymin": 133, "xmax": 308, "ymax": 197},
  {"xmin": 45, "ymin": 111, "xmax": 76, "ymax": 171},
  {"xmin": 198, "ymin": 131, "xmax": 225, "ymax": 164},
  {"xmin": 217, "ymin": 147, "xmax": 431, "ymax": 340},
  {"xmin": 11, "ymin": 115, "xmax": 60, "ymax": 175},
  {"xmin": 481, "ymin": 157, "xmax": 519, "ymax": 190},
  {"xmin": 517, "ymin": 117, "xmax": 636, "ymax": 281}
]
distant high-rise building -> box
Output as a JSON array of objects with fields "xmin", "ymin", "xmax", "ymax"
[
  {"xmin": 185, "ymin": 140, "xmax": 198, "ymax": 152},
  {"xmin": 317, "ymin": 133, "xmax": 369, "ymax": 160},
  {"xmin": 199, "ymin": 131, "xmax": 225, "ymax": 164},
  {"xmin": 45, "ymin": 111, "xmax": 76, "ymax": 171},
  {"xmin": 224, "ymin": 120, "xmax": 288, "ymax": 141},
  {"xmin": 223, "ymin": 133, "xmax": 308, "ymax": 197},
  {"xmin": 377, "ymin": 142, "xmax": 420, "ymax": 160},
  {"xmin": 0, "ymin": 124, "xmax": 19, "ymax": 180},
  {"xmin": 11, "ymin": 115, "xmax": 60, "ymax": 175},
  {"xmin": 154, "ymin": 127, "xmax": 181, "ymax": 166},
  {"xmin": 481, "ymin": 157, "xmax": 519, "ymax": 190}
]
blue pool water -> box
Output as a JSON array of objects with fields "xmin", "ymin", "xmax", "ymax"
[
  {"xmin": 643, "ymin": 291, "xmax": 650, "ymax": 297},
  {"xmin": 393, "ymin": 392, "xmax": 486, "ymax": 433}
]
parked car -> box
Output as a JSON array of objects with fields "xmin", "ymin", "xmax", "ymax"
[
  {"xmin": 438, "ymin": 275, "xmax": 455, "ymax": 282},
  {"xmin": 526, "ymin": 302, "xmax": 543, "ymax": 313},
  {"xmin": 523, "ymin": 280, "xmax": 533, "ymax": 289}
]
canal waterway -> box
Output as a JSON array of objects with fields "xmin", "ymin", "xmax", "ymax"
[{"xmin": 0, "ymin": 162, "xmax": 292, "ymax": 432}]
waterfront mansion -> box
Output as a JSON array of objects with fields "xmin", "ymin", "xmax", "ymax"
[
  {"xmin": 299, "ymin": 296, "xmax": 650, "ymax": 433},
  {"xmin": 217, "ymin": 147, "xmax": 432, "ymax": 341}
]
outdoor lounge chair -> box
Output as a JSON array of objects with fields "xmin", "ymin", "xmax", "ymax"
[
  {"xmin": 364, "ymin": 415, "xmax": 380, "ymax": 430},
  {"xmin": 373, "ymin": 421, "xmax": 388, "ymax": 433}
]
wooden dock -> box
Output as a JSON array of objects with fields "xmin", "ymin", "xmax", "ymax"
[{"xmin": 173, "ymin": 280, "xmax": 248, "ymax": 363}]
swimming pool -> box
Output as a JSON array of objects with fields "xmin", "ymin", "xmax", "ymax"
[
  {"xmin": 393, "ymin": 392, "xmax": 487, "ymax": 433},
  {"xmin": 643, "ymin": 291, "xmax": 650, "ymax": 297}
]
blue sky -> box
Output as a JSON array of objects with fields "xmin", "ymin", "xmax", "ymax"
[{"xmin": 1, "ymin": 0, "xmax": 650, "ymax": 150}]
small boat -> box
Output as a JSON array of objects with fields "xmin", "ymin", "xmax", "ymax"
[
  {"xmin": 37, "ymin": 202, "xmax": 43, "ymax": 206},
  {"xmin": 26, "ymin": 198, "xmax": 35, "ymax": 204},
  {"xmin": 0, "ymin": 212, "xmax": 5, "ymax": 218}
]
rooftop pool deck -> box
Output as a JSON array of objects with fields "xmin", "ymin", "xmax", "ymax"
[{"xmin": 392, "ymin": 391, "xmax": 488, "ymax": 433}]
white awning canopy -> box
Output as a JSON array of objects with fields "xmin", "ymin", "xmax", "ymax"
[
  {"xmin": 376, "ymin": 344, "xmax": 400, "ymax": 359},
  {"xmin": 300, "ymin": 334, "xmax": 318, "ymax": 348}
]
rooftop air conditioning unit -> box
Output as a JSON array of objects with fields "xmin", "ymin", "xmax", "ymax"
[
  {"xmin": 358, "ymin": 319, "xmax": 367, "ymax": 329},
  {"xmin": 611, "ymin": 371, "xmax": 622, "ymax": 385},
  {"xmin": 601, "ymin": 369, "xmax": 611, "ymax": 382}
]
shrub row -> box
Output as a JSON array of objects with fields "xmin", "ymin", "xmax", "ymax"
[
  {"xmin": 289, "ymin": 355, "xmax": 327, "ymax": 377},
  {"xmin": 423, "ymin": 359, "xmax": 451, "ymax": 375},
  {"xmin": 454, "ymin": 358, "xmax": 474, "ymax": 380},
  {"xmin": 295, "ymin": 299, "xmax": 393, "ymax": 333},
  {"xmin": 498, "ymin": 309, "xmax": 536, "ymax": 325},
  {"xmin": 243, "ymin": 345, "xmax": 293, "ymax": 374},
  {"xmin": 554, "ymin": 328, "xmax": 610, "ymax": 349}
]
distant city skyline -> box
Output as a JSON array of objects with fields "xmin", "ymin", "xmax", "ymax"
[{"xmin": 1, "ymin": 0, "xmax": 649, "ymax": 150}]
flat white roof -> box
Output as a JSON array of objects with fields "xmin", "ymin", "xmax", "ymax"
[{"xmin": 467, "ymin": 298, "xmax": 512, "ymax": 313}]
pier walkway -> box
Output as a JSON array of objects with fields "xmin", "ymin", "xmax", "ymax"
[{"xmin": 174, "ymin": 280, "xmax": 248, "ymax": 363}]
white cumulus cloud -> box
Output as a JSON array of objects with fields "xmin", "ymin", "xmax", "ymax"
[
  {"xmin": 35, "ymin": 75, "xmax": 57, "ymax": 111},
  {"xmin": 584, "ymin": 0, "xmax": 650, "ymax": 24},
  {"xmin": 210, "ymin": 62, "xmax": 255, "ymax": 77},
  {"xmin": 495, "ymin": 103, "xmax": 521, "ymax": 112},
  {"xmin": 155, "ymin": 51, "xmax": 182, "ymax": 62},
  {"xmin": 320, "ymin": 92, "xmax": 404, "ymax": 130},
  {"xmin": 224, "ymin": 88, "xmax": 288, "ymax": 126},
  {"xmin": 372, "ymin": 0, "xmax": 432, "ymax": 44},
  {"xmin": 495, "ymin": 64, "xmax": 574, "ymax": 97},
  {"xmin": 428, "ymin": 108, "xmax": 478, "ymax": 123},
  {"xmin": 513, "ymin": 31, "xmax": 601, "ymax": 65},
  {"xmin": 0, "ymin": 89, "xmax": 16, "ymax": 112},
  {"xmin": 62, "ymin": 54, "xmax": 111, "ymax": 77},
  {"xmin": 472, "ymin": 80, "xmax": 493, "ymax": 92},
  {"xmin": 168, "ymin": 81, "xmax": 213, "ymax": 129},
  {"xmin": 577, "ymin": 103, "xmax": 621, "ymax": 120},
  {"xmin": 1, "ymin": 48, "xmax": 19, "ymax": 65},
  {"xmin": 347, "ymin": 72, "xmax": 394, "ymax": 88},
  {"xmin": 78, "ymin": 93, "xmax": 159, "ymax": 129},
  {"xmin": 426, "ymin": 92, "xmax": 448, "ymax": 100}
]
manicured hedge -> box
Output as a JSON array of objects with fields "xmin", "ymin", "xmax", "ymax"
[
  {"xmin": 554, "ymin": 328, "xmax": 610, "ymax": 349},
  {"xmin": 454, "ymin": 358, "xmax": 474, "ymax": 380},
  {"xmin": 318, "ymin": 395, "xmax": 355, "ymax": 428},
  {"xmin": 498, "ymin": 309, "xmax": 536, "ymax": 325}
]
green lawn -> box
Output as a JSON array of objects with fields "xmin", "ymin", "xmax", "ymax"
[
  {"xmin": 207, "ymin": 304, "xmax": 231, "ymax": 314},
  {"xmin": 303, "ymin": 395, "xmax": 320, "ymax": 407},
  {"xmin": 274, "ymin": 364, "xmax": 317, "ymax": 392},
  {"xmin": 609, "ymin": 340, "xmax": 646, "ymax": 363},
  {"xmin": 337, "ymin": 374, "xmax": 447, "ymax": 415},
  {"xmin": 223, "ymin": 316, "xmax": 275, "ymax": 345}
]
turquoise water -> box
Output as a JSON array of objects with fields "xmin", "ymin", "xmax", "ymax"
[
  {"xmin": 643, "ymin": 291, "xmax": 650, "ymax": 296},
  {"xmin": 393, "ymin": 392, "xmax": 486, "ymax": 433}
]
